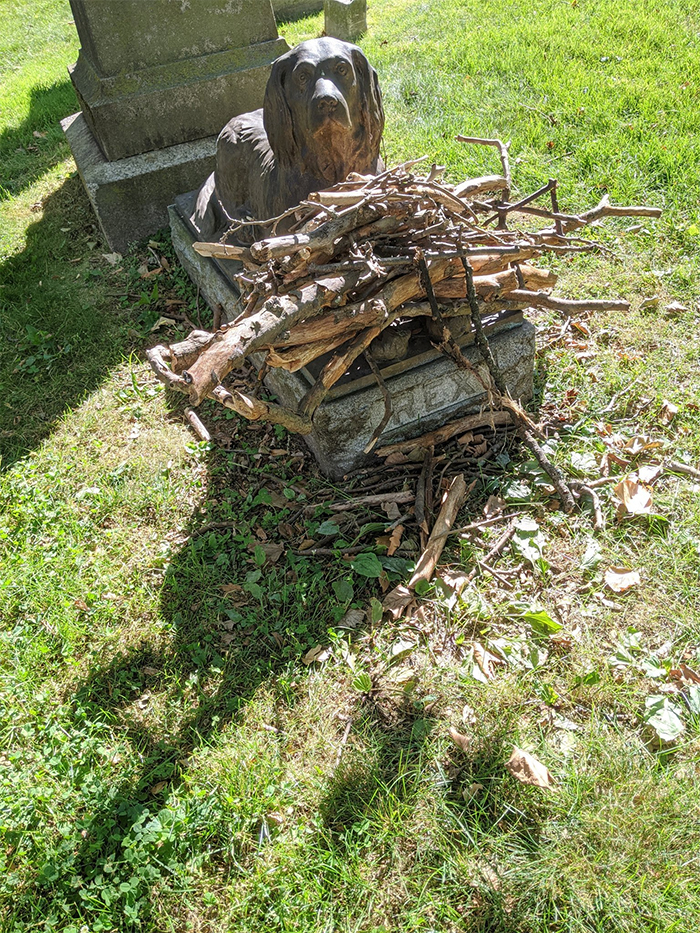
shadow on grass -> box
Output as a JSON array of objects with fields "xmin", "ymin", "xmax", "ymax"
[
  {"xmin": 0, "ymin": 79, "xmax": 78, "ymax": 198},
  {"xmin": 10, "ymin": 457, "xmax": 337, "ymax": 926},
  {"xmin": 0, "ymin": 174, "xmax": 133, "ymax": 470}
]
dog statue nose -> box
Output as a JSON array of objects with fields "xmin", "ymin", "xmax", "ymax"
[
  {"xmin": 313, "ymin": 79, "xmax": 339, "ymax": 114},
  {"xmin": 316, "ymin": 94, "xmax": 339, "ymax": 114}
]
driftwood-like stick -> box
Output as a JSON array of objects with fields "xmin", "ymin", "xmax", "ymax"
[
  {"xmin": 185, "ymin": 408, "xmax": 211, "ymax": 443},
  {"xmin": 499, "ymin": 289, "xmax": 629, "ymax": 315},
  {"xmin": 298, "ymin": 324, "xmax": 383, "ymax": 419},
  {"xmin": 193, "ymin": 241, "xmax": 252, "ymax": 262},
  {"xmin": 375, "ymin": 410, "xmax": 512, "ymax": 457},
  {"xmin": 539, "ymin": 193, "xmax": 662, "ymax": 235},
  {"xmin": 145, "ymin": 344, "xmax": 189, "ymax": 391},
  {"xmin": 408, "ymin": 473, "xmax": 469, "ymax": 588},
  {"xmin": 453, "ymin": 175, "xmax": 509, "ymax": 199},
  {"xmin": 306, "ymin": 490, "xmax": 415, "ymax": 515},
  {"xmin": 182, "ymin": 274, "xmax": 358, "ymax": 405},
  {"xmin": 250, "ymin": 200, "xmax": 384, "ymax": 263},
  {"xmin": 455, "ymin": 135, "xmax": 512, "ymax": 200},
  {"xmin": 211, "ymin": 385, "xmax": 313, "ymax": 434},
  {"xmin": 465, "ymin": 518, "xmax": 518, "ymax": 585},
  {"xmin": 363, "ymin": 350, "xmax": 394, "ymax": 453}
]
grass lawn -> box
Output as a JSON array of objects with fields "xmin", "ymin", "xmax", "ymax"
[{"xmin": 2, "ymin": 1, "xmax": 700, "ymax": 931}]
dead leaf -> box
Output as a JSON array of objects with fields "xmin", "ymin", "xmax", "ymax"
[
  {"xmin": 679, "ymin": 663, "xmax": 700, "ymax": 684},
  {"xmin": 384, "ymin": 451, "xmax": 409, "ymax": 465},
  {"xmin": 622, "ymin": 435, "xmax": 664, "ymax": 456},
  {"xmin": 102, "ymin": 252, "xmax": 122, "ymax": 266},
  {"xmin": 457, "ymin": 431, "xmax": 474, "ymax": 445},
  {"xmin": 221, "ymin": 583, "xmax": 248, "ymax": 606},
  {"xmin": 387, "ymin": 524, "xmax": 404, "ymax": 557},
  {"xmin": 339, "ymin": 608, "xmax": 365, "ymax": 630},
  {"xmin": 604, "ymin": 566, "xmax": 641, "ymax": 593},
  {"xmin": 302, "ymin": 645, "xmax": 331, "ymax": 665},
  {"xmin": 250, "ymin": 541, "xmax": 284, "ymax": 564},
  {"xmin": 33, "ymin": 130, "xmax": 47, "ymax": 138},
  {"xmin": 449, "ymin": 727, "xmax": 471, "ymax": 753},
  {"xmin": 472, "ymin": 641, "xmax": 502, "ymax": 680},
  {"xmin": 140, "ymin": 266, "xmax": 162, "ymax": 279},
  {"xmin": 383, "ymin": 500, "xmax": 402, "ymax": 520},
  {"xmin": 462, "ymin": 782, "xmax": 484, "ymax": 802},
  {"xmin": 150, "ymin": 781, "xmax": 167, "ymax": 795},
  {"xmin": 278, "ymin": 522, "xmax": 295, "ymax": 539},
  {"xmin": 298, "ymin": 538, "xmax": 316, "ymax": 550},
  {"xmin": 484, "ymin": 495, "xmax": 506, "ymax": 518},
  {"xmin": 505, "ymin": 746, "xmax": 554, "ymax": 788},
  {"xmin": 659, "ymin": 400, "xmax": 679, "ymax": 425},
  {"xmin": 665, "ymin": 301, "xmax": 688, "ymax": 317},
  {"xmin": 150, "ymin": 316, "xmax": 177, "ymax": 332},
  {"xmin": 382, "ymin": 584, "xmax": 414, "ymax": 620},
  {"xmin": 74, "ymin": 599, "xmax": 89, "ymax": 612},
  {"xmin": 637, "ymin": 463, "xmax": 663, "ymax": 485},
  {"xmin": 220, "ymin": 633, "xmax": 236, "ymax": 647},
  {"xmin": 141, "ymin": 666, "xmax": 159, "ymax": 677},
  {"xmin": 613, "ymin": 478, "xmax": 653, "ymax": 519}
]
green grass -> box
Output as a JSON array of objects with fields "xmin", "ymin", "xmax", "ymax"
[{"xmin": 2, "ymin": 1, "xmax": 700, "ymax": 931}]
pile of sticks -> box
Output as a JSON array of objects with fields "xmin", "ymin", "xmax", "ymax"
[{"xmin": 147, "ymin": 139, "xmax": 661, "ymax": 440}]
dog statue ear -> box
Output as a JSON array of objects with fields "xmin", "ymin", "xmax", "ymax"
[
  {"xmin": 351, "ymin": 47, "xmax": 385, "ymax": 162},
  {"xmin": 263, "ymin": 58, "xmax": 299, "ymax": 169}
]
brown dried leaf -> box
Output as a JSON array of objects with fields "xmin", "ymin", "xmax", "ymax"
[
  {"xmin": 382, "ymin": 584, "xmax": 414, "ymax": 620},
  {"xmin": 449, "ymin": 727, "xmax": 471, "ymax": 753},
  {"xmin": 302, "ymin": 645, "xmax": 331, "ymax": 665},
  {"xmin": 659, "ymin": 400, "xmax": 679, "ymax": 425},
  {"xmin": 384, "ymin": 451, "xmax": 410, "ymax": 465},
  {"xmin": 679, "ymin": 663, "xmax": 700, "ymax": 684},
  {"xmin": 278, "ymin": 522, "xmax": 295, "ymax": 540},
  {"xmin": 505, "ymin": 746, "xmax": 554, "ymax": 788},
  {"xmin": 150, "ymin": 781, "xmax": 167, "ymax": 796},
  {"xmin": 484, "ymin": 494, "xmax": 506, "ymax": 518},
  {"xmin": 382, "ymin": 500, "xmax": 402, "ymax": 520},
  {"xmin": 254, "ymin": 541, "xmax": 285, "ymax": 564},
  {"xmin": 613, "ymin": 478, "xmax": 653, "ymax": 518},
  {"xmin": 637, "ymin": 463, "xmax": 663, "ymax": 485},
  {"xmin": 387, "ymin": 524, "xmax": 404, "ymax": 557},
  {"xmin": 221, "ymin": 583, "xmax": 248, "ymax": 606},
  {"xmin": 604, "ymin": 566, "xmax": 641, "ymax": 593}
]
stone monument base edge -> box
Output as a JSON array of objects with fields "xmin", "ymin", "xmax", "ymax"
[{"xmin": 62, "ymin": 112, "xmax": 217, "ymax": 254}]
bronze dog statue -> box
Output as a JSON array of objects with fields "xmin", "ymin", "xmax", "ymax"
[{"xmin": 193, "ymin": 38, "xmax": 385, "ymax": 238}]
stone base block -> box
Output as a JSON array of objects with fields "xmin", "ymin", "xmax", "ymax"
[
  {"xmin": 169, "ymin": 206, "xmax": 536, "ymax": 478},
  {"xmin": 62, "ymin": 112, "xmax": 217, "ymax": 253},
  {"xmin": 324, "ymin": 0, "xmax": 367, "ymax": 41}
]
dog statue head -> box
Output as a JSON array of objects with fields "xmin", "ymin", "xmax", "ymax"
[{"xmin": 263, "ymin": 37, "xmax": 385, "ymax": 185}]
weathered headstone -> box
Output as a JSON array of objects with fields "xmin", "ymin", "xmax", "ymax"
[
  {"xmin": 63, "ymin": 0, "xmax": 288, "ymax": 252},
  {"xmin": 324, "ymin": 0, "xmax": 367, "ymax": 42}
]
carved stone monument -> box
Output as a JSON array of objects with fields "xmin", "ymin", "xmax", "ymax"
[
  {"xmin": 325, "ymin": 0, "xmax": 367, "ymax": 42},
  {"xmin": 63, "ymin": 0, "xmax": 289, "ymax": 252}
]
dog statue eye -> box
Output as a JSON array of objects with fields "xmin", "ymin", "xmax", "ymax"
[
  {"xmin": 297, "ymin": 71, "xmax": 310, "ymax": 86},
  {"xmin": 336, "ymin": 62, "xmax": 349, "ymax": 77}
]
